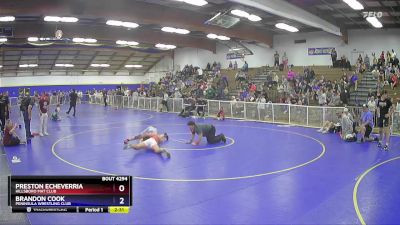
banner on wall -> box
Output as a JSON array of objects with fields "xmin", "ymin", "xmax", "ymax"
[
  {"xmin": 226, "ymin": 52, "xmax": 244, "ymax": 60},
  {"xmin": 308, "ymin": 47, "xmax": 334, "ymax": 56}
]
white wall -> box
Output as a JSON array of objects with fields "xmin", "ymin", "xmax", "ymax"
[
  {"xmin": 274, "ymin": 29, "xmax": 400, "ymax": 66},
  {"xmin": 145, "ymin": 55, "xmax": 174, "ymax": 82},
  {"xmin": 0, "ymin": 75, "xmax": 147, "ymax": 87},
  {"xmin": 174, "ymin": 43, "xmax": 275, "ymax": 70},
  {"xmin": 174, "ymin": 29, "xmax": 400, "ymax": 68}
]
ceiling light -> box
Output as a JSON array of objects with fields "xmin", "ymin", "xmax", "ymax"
[
  {"xmin": 218, "ymin": 35, "xmax": 230, "ymax": 41},
  {"xmin": 60, "ymin": 17, "xmax": 78, "ymax": 23},
  {"xmin": 161, "ymin": 26, "xmax": 190, "ymax": 34},
  {"xmin": 175, "ymin": 28, "xmax": 190, "ymax": 34},
  {"xmin": 248, "ymin": 14, "xmax": 262, "ymax": 22},
  {"xmin": 125, "ymin": 65, "xmax": 143, "ymax": 68},
  {"xmin": 106, "ymin": 20, "xmax": 122, "ymax": 26},
  {"xmin": 366, "ymin": 17, "xmax": 383, "ymax": 28},
  {"xmin": 72, "ymin": 38, "xmax": 97, "ymax": 43},
  {"xmin": 207, "ymin": 33, "xmax": 218, "ymax": 39},
  {"xmin": 231, "ymin": 9, "xmax": 250, "ymax": 18},
  {"xmin": 127, "ymin": 41, "xmax": 139, "ymax": 46},
  {"xmin": 116, "ymin": 40, "xmax": 139, "ymax": 46},
  {"xmin": 161, "ymin": 27, "xmax": 176, "ymax": 33},
  {"xmin": 175, "ymin": 0, "xmax": 208, "ymax": 6},
  {"xmin": 155, "ymin": 43, "xmax": 176, "ymax": 50},
  {"xmin": 0, "ymin": 16, "xmax": 15, "ymax": 22},
  {"xmin": 72, "ymin": 38, "xmax": 85, "ymax": 43},
  {"xmin": 275, "ymin": 23, "xmax": 299, "ymax": 32},
  {"xmin": 19, "ymin": 64, "xmax": 38, "ymax": 68},
  {"xmin": 84, "ymin": 38, "xmax": 97, "ymax": 43},
  {"xmin": 44, "ymin": 16, "xmax": 78, "ymax": 22},
  {"xmin": 0, "ymin": 65, "xmax": 3, "ymax": 68},
  {"xmin": 207, "ymin": 33, "xmax": 230, "ymax": 41},
  {"xmin": 0, "ymin": 38, "xmax": 7, "ymax": 42},
  {"xmin": 106, "ymin": 20, "xmax": 139, "ymax": 28},
  {"xmin": 116, "ymin": 40, "xmax": 127, "ymax": 45},
  {"xmin": 55, "ymin": 64, "xmax": 74, "ymax": 67},
  {"xmin": 27, "ymin": 37, "xmax": 39, "ymax": 42},
  {"xmin": 91, "ymin": 64, "xmax": 110, "ymax": 68},
  {"xmin": 122, "ymin": 22, "xmax": 139, "ymax": 28},
  {"xmin": 342, "ymin": 0, "xmax": 364, "ymax": 10}
]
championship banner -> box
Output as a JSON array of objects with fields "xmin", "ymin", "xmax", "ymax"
[
  {"xmin": 226, "ymin": 52, "xmax": 244, "ymax": 60},
  {"xmin": 308, "ymin": 47, "xmax": 334, "ymax": 56}
]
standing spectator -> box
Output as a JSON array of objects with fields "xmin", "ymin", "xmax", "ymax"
[
  {"xmin": 38, "ymin": 93, "xmax": 50, "ymax": 136},
  {"xmin": 274, "ymin": 51, "xmax": 280, "ymax": 69},
  {"xmin": 331, "ymin": 48, "xmax": 337, "ymax": 67},
  {"xmin": 234, "ymin": 61, "xmax": 238, "ymax": 70},
  {"xmin": 228, "ymin": 61, "xmax": 233, "ymax": 70},
  {"xmin": 20, "ymin": 94, "xmax": 34, "ymax": 140},
  {"xmin": 282, "ymin": 52, "xmax": 288, "ymax": 70},
  {"xmin": 67, "ymin": 89, "xmax": 78, "ymax": 117},
  {"xmin": 103, "ymin": 89, "xmax": 108, "ymax": 106},
  {"xmin": 242, "ymin": 61, "xmax": 249, "ymax": 72},
  {"xmin": 0, "ymin": 93, "xmax": 7, "ymax": 131},
  {"xmin": 160, "ymin": 92, "xmax": 169, "ymax": 112},
  {"xmin": 364, "ymin": 54, "xmax": 370, "ymax": 69}
]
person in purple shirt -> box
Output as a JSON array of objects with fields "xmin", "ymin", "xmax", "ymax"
[
  {"xmin": 350, "ymin": 72, "xmax": 358, "ymax": 91},
  {"xmin": 359, "ymin": 104, "xmax": 377, "ymax": 142}
]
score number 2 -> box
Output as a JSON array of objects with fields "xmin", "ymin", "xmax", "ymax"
[{"xmin": 118, "ymin": 185, "xmax": 126, "ymax": 205}]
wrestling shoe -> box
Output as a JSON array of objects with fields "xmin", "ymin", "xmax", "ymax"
[
  {"xmin": 221, "ymin": 134, "xmax": 226, "ymax": 144},
  {"xmin": 123, "ymin": 139, "xmax": 129, "ymax": 144},
  {"xmin": 384, "ymin": 145, "xmax": 389, "ymax": 151},
  {"xmin": 162, "ymin": 149, "xmax": 171, "ymax": 158},
  {"xmin": 377, "ymin": 142, "xmax": 382, "ymax": 148}
]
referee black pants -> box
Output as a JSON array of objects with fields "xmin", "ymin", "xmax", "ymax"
[{"xmin": 204, "ymin": 126, "xmax": 223, "ymax": 144}]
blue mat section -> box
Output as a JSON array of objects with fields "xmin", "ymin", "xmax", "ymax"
[{"xmin": 3, "ymin": 104, "xmax": 400, "ymax": 224}]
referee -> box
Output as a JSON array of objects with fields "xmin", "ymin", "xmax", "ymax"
[{"xmin": 187, "ymin": 121, "xmax": 226, "ymax": 145}]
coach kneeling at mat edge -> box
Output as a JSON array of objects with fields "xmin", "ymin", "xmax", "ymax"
[{"xmin": 187, "ymin": 121, "xmax": 226, "ymax": 146}]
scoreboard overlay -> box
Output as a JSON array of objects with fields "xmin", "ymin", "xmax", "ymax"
[{"xmin": 8, "ymin": 176, "xmax": 132, "ymax": 213}]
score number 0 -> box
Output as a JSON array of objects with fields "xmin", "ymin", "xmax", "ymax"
[{"xmin": 119, "ymin": 185, "xmax": 125, "ymax": 205}]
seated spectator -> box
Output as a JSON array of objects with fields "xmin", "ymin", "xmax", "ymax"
[
  {"xmin": 317, "ymin": 121, "xmax": 338, "ymax": 134},
  {"xmin": 391, "ymin": 73, "xmax": 398, "ymax": 89},
  {"xmin": 51, "ymin": 104, "xmax": 62, "ymax": 121},
  {"xmin": 3, "ymin": 119, "xmax": 25, "ymax": 146},
  {"xmin": 179, "ymin": 98, "xmax": 196, "ymax": 117},
  {"xmin": 328, "ymin": 91, "xmax": 341, "ymax": 106},
  {"xmin": 216, "ymin": 107, "xmax": 225, "ymax": 120},
  {"xmin": 317, "ymin": 89, "xmax": 327, "ymax": 106},
  {"xmin": 287, "ymin": 69, "xmax": 295, "ymax": 81}
]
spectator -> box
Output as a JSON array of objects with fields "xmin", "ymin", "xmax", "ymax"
[
  {"xmin": 331, "ymin": 48, "xmax": 337, "ymax": 66},
  {"xmin": 341, "ymin": 108, "xmax": 356, "ymax": 142},
  {"xmin": 274, "ymin": 51, "xmax": 279, "ymax": 69},
  {"xmin": 38, "ymin": 93, "xmax": 50, "ymax": 136},
  {"xmin": 242, "ymin": 61, "xmax": 249, "ymax": 72},
  {"xmin": 2, "ymin": 119, "xmax": 25, "ymax": 146},
  {"xmin": 282, "ymin": 52, "xmax": 288, "ymax": 70},
  {"xmin": 359, "ymin": 104, "xmax": 377, "ymax": 142}
]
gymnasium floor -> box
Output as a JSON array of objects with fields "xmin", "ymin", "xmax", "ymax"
[{"xmin": 3, "ymin": 104, "xmax": 400, "ymax": 225}]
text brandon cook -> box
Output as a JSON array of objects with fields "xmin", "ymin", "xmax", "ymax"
[
  {"xmin": 14, "ymin": 183, "xmax": 84, "ymax": 194},
  {"xmin": 14, "ymin": 196, "xmax": 71, "ymax": 206}
]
